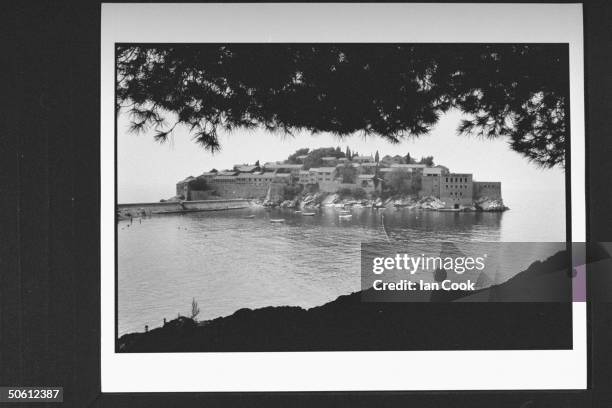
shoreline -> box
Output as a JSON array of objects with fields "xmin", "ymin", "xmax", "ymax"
[
  {"xmin": 117, "ymin": 191, "xmax": 509, "ymax": 218},
  {"xmin": 117, "ymin": 195, "xmax": 508, "ymax": 221},
  {"xmin": 256, "ymin": 192, "xmax": 509, "ymax": 213},
  {"xmin": 117, "ymin": 249, "xmax": 574, "ymax": 352},
  {"xmin": 116, "ymin": 198, "xmax": 252, "ymax": 218}
]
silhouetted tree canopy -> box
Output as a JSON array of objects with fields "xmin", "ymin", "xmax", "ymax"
[{"xmin": 117, "ymin": 44, "xmax": 568, "ymax": 168}]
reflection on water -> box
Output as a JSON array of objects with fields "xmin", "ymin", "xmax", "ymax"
[{"xmin": 118, "ymin": 190, "xmax": 565, "ymax": 335}]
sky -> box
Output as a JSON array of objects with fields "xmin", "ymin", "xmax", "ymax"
[{"xmin": 117, "ymin": 109, "xmax": 565, "ymax": 204}]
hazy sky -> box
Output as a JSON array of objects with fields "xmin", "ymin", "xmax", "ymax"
[{"xmin": 117, "ymin": 109, "xmax": 565, "ymax": 204}]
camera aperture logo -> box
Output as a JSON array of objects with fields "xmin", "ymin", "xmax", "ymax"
[{"xmin": 371, "ymin": 254, "xmax": 487, "ymax": 291}]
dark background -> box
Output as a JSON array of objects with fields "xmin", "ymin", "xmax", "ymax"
[{"xmin": 2, "ymin": 0, "xmax": 612, "ymax": 407}]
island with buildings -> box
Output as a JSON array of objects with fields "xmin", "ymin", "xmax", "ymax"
[{"xmin": 172, "ymin": 147, "xmax": 507, "ymax": 212}]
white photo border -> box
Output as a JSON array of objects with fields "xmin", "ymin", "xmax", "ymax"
[{"xmin": 101, "ymin": 3, "xmax": 586, "ymax": 391}]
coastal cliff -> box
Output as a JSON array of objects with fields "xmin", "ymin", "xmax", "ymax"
[{"xmin": 118, "ymin": 250, "xmax": 573, "ymax": 352}]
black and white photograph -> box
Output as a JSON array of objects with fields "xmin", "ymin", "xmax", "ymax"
[
  {"xmin": 115, "ymin": 42, "xmax": 575, "ymax": 353},
  {"xmin": 16, "ymin": 2, "xmax": 612, "ymax": 404},
  {"xmin": 93, "ymin": 4, "xmax": 591, "ymax": 393}
]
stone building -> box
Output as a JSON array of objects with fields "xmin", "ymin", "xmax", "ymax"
[
  {"xmin": 357, "ymin": 174, "xmax": 380, "ymax": 193},
  {"xmin": 440, "ymin": 173, "xmax": 474, "ymax": 208},
  {"xmin": 390, "ymin": 163, "xmax": 427, "ymax": 174},
  {"xmin": 321, "ymin": 157, "xmax": 338, "ymax": 166},
  {"xmin": 423, "ymin": 166, "xmax": 447, "ymax": 176},
  {"xmin": 233, "ymin": 164, "xmax": 258, "ymax": 173},
  {"xmin": 298, "ymin": 170, "xmax": 314, "ymax": 185},
  {"xmin": 473, "ymin": 181, "xmax": 502, "ymax": 200},
  {"xmin": 359, "ymin": 162, "xmax": 379, "ymax": 174},
  {"xmin": 263, "ymin": 163, "xmax": 303, "ymax": 175},
  {"xmin": 309, "ymin": 167, "xmax": 337, "ymax": 183},
  {"xmin": 352, "ymin": 155, "xmax": 374, "ymax": 163},
  {"xmin": 420, "ymin": 173, "xmax": 441, "ymax": 198},
  {"xmin": 419, "ymin": 167, "xmax": 450, "ymax": 198},
  {"xmin": 207, "ymin": 172, "xmax": 290, "ymax": 199},
  {"xmin": 175, "ymin": 152, "xmax": 501, "ymax": 206},
  {"xmin": 176, "ymin": 176, "xmax": 195, "ymax": 199}
]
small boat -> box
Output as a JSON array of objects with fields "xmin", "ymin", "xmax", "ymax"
[
  {"xmin": 339, "ymin": 214, "xmax": 353, "ymax": 220},
  {"xmin": 302, "ymin": 212, "xmax": 317, "ymax": 216},
  {"xmin": 270, "ymin": 218, "xmax": 285, "ymax": 223},
  {"xmin": 244, "ymin": 215, "xmax": 256, "ymax": 219},
  {"xmin": 339, "ymin": 210, "xmax": 351, "ymax": 215},
  {"xmin": 294, "ymin": 210, "xmax": 302, "ymax": 213}
]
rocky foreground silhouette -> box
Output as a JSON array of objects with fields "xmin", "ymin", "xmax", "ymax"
[{"xmin": 118, "ymin": 250, "xmax": 578, "ymax": 352}]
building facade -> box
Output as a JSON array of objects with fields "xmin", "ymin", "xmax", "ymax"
[
  {"xmin": 420, "ymin": 173, "xmax": 441, "ymax": 198},
  {"xmin": 440, "ymin": 173, "xmax": 474, "ymax": 207},
  {"xmin": 473, "ymin": 181, "xmax": 502, "ymax": 200},
  {"xmin": 176, "ymin": 155, "xmax": 501, "ymax": 206}
]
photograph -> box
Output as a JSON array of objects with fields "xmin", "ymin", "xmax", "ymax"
[
  {"xmin": 114, "ymin": 43, "xmax": 574, "ymax": 353},
  {"xmin": 11, "ymin": 1, "xmax": 612, "ymax": 404}
]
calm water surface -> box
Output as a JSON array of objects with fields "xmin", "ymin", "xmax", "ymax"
[{"xmin": 118, "ymin": 189, "xmax": 565, "ymax": 335}]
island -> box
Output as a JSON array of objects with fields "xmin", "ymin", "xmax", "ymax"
[{"xmin": 173, "ymin": 147, "xmax": 508, "ymax": 212}]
